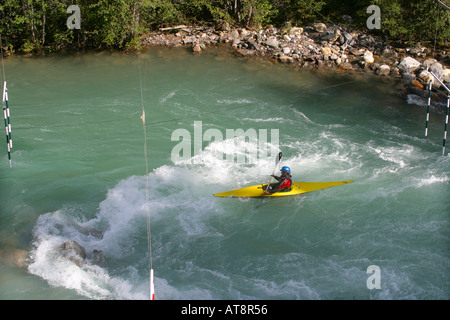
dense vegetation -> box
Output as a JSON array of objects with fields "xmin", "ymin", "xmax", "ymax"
[{"xmin": 0, "ymin": 0, "xmax": 448, "ymax": 54}]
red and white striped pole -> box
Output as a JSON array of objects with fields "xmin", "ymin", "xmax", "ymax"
[{"xmin": 150, "ymin": 269, "xmax": 155, "ymax": 300}]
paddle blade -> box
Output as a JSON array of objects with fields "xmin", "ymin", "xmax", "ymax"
[{"xmin": 276, "ymin": 151, "xmax": 282, "ymax": 164}]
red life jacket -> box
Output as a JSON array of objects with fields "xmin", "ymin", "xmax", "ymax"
[{"xmin": 276, "ymin": 177, "xmax": 292, "ymax": 190}]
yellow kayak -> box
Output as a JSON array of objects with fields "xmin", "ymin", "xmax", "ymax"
[{"xmin": 213, "ymin": 181, "xmax": 354, "ymax": 198}]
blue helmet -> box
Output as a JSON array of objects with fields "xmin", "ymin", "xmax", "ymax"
[{"xmin": 281, "ymin": 166, "xmax": 291, "ymax": 173}]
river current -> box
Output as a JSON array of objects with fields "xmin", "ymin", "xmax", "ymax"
[{"xmin": 0, "ymin": 47, "xmax": 448, "ymax": 300}]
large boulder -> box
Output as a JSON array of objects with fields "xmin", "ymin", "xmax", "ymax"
[
  {"xmin": 417, "ymin": 69, "xmax": 441, "ymax": 88},
  {"xmin": 398, "ymin": 57, "xmax": 421, "ymax": 74},
  {"xmin": 429, "ymin": 63, "xmax": 444, "ymax": 81}
]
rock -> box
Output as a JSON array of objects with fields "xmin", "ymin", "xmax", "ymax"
[
  {"xmin": 239, "ymin": 28, "xmax": 249, "ymax": 38},
  {"xmin": 231, "ymin": 38, "xmax": 241, "ymax": 47},
  {"xmin": 412, "ymin": 79, "xmax": 424, "ymax": 89},
  {"xmin": 363, "ymin": 50, "xmax": 374, "ymax": 64},
  {"xmin": 236, "ymin": 49, "xmax": 257, "ymax": 57},
  {"xmin": 229, "ymin": 29, "xmax": 240, "ymax": 40},
  {"xmin": 418, "ymin": 69, "xmax": 440, "ymax": 87},
  {"xmin": 370, "ymin": 62, "xmax": 380, "ymax": 71},
  {"xmin": 289, "ymin": 27, "xmax": 303, "ymax": 37},
  {"xmin": 279, "ymin": 55, "xmax": 294, "ymax": 63},
  {"xmin": 192, "ymin": 44, "xmax": 202, "ymax": 53},
  {"xmin": 350, "ymin": 48, "xmax": 365, "ymax": 56},
  {"xmin": 377, "ymin": 64, "xmax": 390, "ymax": 76},
  {"xmin": 312, "ymin": 22, "xmax": 327, "ymax": 33},
  {"xmin": 444, "ymin": 75, "xmax": 450, "ymax": 85},
  {"xmin": 357, "ymin": 34, "xmax": 378, "ymax": 48},
  {"xmin": 423, "ymin": 58, "xmax": 438, "ymax": 68},
  {"xmin": 266, "ymin": 25, "xmax": 277, "ymax": 34},
  {"xmin": 341, "ymin": 32, "xmax": 353, "ymax": 46},
  {"xmin": 0, "ymin": 248, "xmax": 27, "ymax": 268},
  {"xmin": 340, "ymin": 62, "xmax": 352, "ymax": 70},
  {"xmin": 398, "ymin": 57, "xmax": 421, "ymax": 74},
  {"xmin": 182, "ymin": 36, "xmax": 196, "ymax": 44},
  {"xmin": 390, "ymin": 67, "xmax": 401, "ymax": 78},
  {"xmin": 321, "ymin": 29, "xmax": 341, "ymax": 43},
  {"xmin": 321, "ymin": 46, "xmax": 332, "ymax": 57},
  {"xmin": 244, "ymin": 37, "xmax": 257, "ymax": 50},
  {"xmin": 265, "ymin": 36, "xmax": 279, "ymax": 49},
  {"xmin": 429, "ymin": 63, "xmax": 444, "ymax": 81},
  {"xmin": 59, "ymin": 240, "xmax": 86, "ymax": 267}
]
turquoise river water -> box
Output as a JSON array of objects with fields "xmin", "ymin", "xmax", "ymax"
[{"xmin": 0, "ymin": 46, "xmax": 448, "ymax": 300}]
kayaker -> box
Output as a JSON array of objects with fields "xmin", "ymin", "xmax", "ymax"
[{"xmin": 264, "ymin": 166, "xmax": 292, "ymax": 195}]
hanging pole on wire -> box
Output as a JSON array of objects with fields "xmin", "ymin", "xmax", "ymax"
[
  {"xmin": 443, "ymin": 94, "xmax": 449, "ymax": 155},
  {"xmin": 2, "ymin": 80, "xmax": 12, "ymax": 167},
  {"xmin": 427, "ymin": 68, "xmax": 450, "ymax": 156},
  {"xmin": 425, "ymin": 81, "xmax": 432, "ymax": 137},
  {"xmin": 138, "ymin": 53, "xmax": 155, "ymax": 300}
]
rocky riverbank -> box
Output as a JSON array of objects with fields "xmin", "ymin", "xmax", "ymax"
[{"xmin": 142, "ymin": 21, "xmax": 450, "ymax": 107}]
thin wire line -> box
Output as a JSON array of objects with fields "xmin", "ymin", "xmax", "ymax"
[
  {"xmin": 0, "ymin": 34, "xmax": 6, "ymax": 83},
  {"xmin": 138, "ymin": 53, "xmax": 153, "ymax": 299}
]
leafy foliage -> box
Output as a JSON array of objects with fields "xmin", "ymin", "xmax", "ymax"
[{"xmin": 0, "ymin": 0, "xmax": 448, "ymax": 53}]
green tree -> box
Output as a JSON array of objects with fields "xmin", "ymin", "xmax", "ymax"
[
  {"xmin": 372, "ymin": 0, "xmax": 449, "ymax": 45},
  {"xmin": 1, "ymin": 0, "xmax": 448, "ymax": 53},
  {"xmin": 269, "ymin": 0, "xmax": 326, "ymax": 26},
  {"xmin": 323, "ymin": 0, "xmax": 449, "ymax": 45}
]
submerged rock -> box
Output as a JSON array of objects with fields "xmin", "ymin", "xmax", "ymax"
[
  {"xmin": 58, "ymin": 240, "xmax": 106, "ymax": 268},
  {"xmin": 0, "ymin": 248, "xmax": 28, "ymax": 268},
  {"xmin": 59, "ymin": 240, "xmax": 86, "ymax": 267}
]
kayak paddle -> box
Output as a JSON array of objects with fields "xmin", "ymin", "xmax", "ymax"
[{"xmin": 263, "ymin": 151, "xmax": 282, "ymax": 195}]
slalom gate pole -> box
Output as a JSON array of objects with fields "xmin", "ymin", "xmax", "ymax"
[
  {"xmin": 2, "ymin": 81, "xmax": 11, "ymax": 167},
  {"xmin": 425, "ymin": 81, "xmax": 432, "ymax": 137},
  {"xmin": 443, "ymin": 94, "xmax": 449, "ymax": 156},
  {"xmin": 150, "ymin": 268, "xmax": 155, "ymax": 300}
]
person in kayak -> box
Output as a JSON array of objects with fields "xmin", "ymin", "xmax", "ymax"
[{"xmin": 264, "ymin": 166, "xmax": 292, "ymax": 195}]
